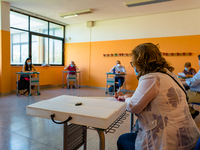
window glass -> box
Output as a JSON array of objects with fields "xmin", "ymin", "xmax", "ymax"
[
  {"xmin": 10, "ymin": 11, "xmax": 64, "ymax": 66},
  {"xmin": 49, "ymin": 23, "xmax": 64, "ymax": 38},
  {"xmin": 31, "ymin": 35, "xmax": 48, "ymax": 64},
  {"xmin": 10, "ymin": 11, "xmax": 28, "ymax": 30},
  {"xmin": 49, "ymin": 39, "xmax": 62, "ymax": 64},
  {"xmin": 10, "ymin": 29, "xmax": 29, "ymax": 64},
  {"xmin": 30, "ymin": 17, "xmax": 48, "ymax": 34}
]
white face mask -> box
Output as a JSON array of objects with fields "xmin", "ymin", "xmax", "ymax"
[
  {"xmin": 27, "ymin": 62, "xmax": 31, "ymax": 65},
  {"xmin": 117, "ymin": 64, "xmax": 121, "ymax": 67},
  {"xmin": 185, "ymin": 67, "xmax": 189, "ymax": 72}
]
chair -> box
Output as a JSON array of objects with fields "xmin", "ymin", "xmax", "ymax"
[
  {"xmin": 67, "ymin": 74, "xmax": 77, "ymax": 88},
  {"xmin": 195, "ymin": 137, "xmax": 200, "ymax": 150}
]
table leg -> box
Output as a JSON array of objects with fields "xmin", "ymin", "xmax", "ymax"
[
  {"xmin": 62, "ymin": 72, "xmax": 64, "ymax": 88},
  {"xmin": 95, "ymin": 129, "xmax": 105, "ymax": 150},
  {"xmin": 29, "ymin": 74, "xmax": 32, "ymax": 96},
  {"xmin": 16, "ymin": 74, "xmax": 18, "ymax": 95},
  {"xmin": 79, "ymin": 72, "xmax": 81, "ymax": 88},
  {"xmin": 130, "ymin": 113, "xmax": 134, "ymax": 132},
  {"xmin": 63, "ymin": 123, "xmax": 68, "ymax": 150},
  {"xmin": 38, "ymin": 74, "xmax": 40, "ymax": 94}
]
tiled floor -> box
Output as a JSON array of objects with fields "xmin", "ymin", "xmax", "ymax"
[
  {"xmin": 0, "ymin": 87, "xmax": 132, "ymax": 150},
  {"xmin": 1, "ymin": 87, "xmax": 200, "ymax": 150}
]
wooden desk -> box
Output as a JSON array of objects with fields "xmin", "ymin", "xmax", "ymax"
[{"xmin": 27, "ymin": 95, "xmax": 127, "ymax": 150}]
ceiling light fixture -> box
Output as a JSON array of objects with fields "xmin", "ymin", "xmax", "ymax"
[
  {"xmin": 125, "ymin": 0, "xmax": 172, "ymax": 7},
  {"xmin": 59, "ymin": 9, "xmax": 94, "ymax": 19}
]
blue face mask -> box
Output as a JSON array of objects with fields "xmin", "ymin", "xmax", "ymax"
[
  {"xmin": 134, "ymin": 67, "xmax": 139, "ymax": 76},
  {"xmin": 71, "ymin": 65, "xmax": 74, "ymax": 67},
  {"xmin": 27, "ymin": 62, "xmax": 31, "ymax": 65}
]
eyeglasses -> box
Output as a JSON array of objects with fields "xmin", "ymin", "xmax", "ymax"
[{"xmin": 130, "ymin": 62, "xmax": 134, "ymax": 68}]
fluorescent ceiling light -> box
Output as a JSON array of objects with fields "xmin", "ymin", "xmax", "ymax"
[
  {"xmin": 59, "ymin": 9, "xmax": 94, "ymax": 19},
  {"xmin": 125, "ymin": 0, "xmax": 172, "ymax": 7}
]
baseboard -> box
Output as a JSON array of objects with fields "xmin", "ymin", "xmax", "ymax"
[{"xmin": 8, "ymin": 85, "xmax": 135, "ymax": 95}]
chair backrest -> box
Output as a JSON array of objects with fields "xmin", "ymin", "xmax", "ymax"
[{"xmin": 195, "ymin": 137, "xmax": 200, "ymax": 150}]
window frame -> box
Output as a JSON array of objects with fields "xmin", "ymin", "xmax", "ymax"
[{"xmin": 10, "ymin": 10, "xmax": 65, "ymax": 66}]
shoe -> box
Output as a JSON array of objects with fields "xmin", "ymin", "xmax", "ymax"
[
  {"xmin": 72, "ymin": 85, "xmax": 75, "ymax": 89},
  {"xmin": 192, "ymin": 110, "xmax": 199, "ymax": 119}
]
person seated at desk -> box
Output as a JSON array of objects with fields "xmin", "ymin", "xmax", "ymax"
[
  {"xmin": 110, "ymin": 60, "xmax": 126, "ymax": 90},
  {"xmin": 181, "ymin": 54, "xmax": 200, "ymax": 119},
  {"xmin": 64, "ymin": 61, "xmax": 78, "ymax": 88},
  {"xmin": 20, "ymin": 58, "xmax": 36, "ymax": 94},
  {"xmin": 115, "ymin": 43, "xmax": 200, "ymax": 150},
  {"xmin": 23, "ymin": 58, "xmax": 36, "ymax": 72},
  {"xmin": 183, "ymin": 62, "xmax": 196, "ymax": 77}
]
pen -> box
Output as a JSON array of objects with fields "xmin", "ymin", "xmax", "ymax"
[{"xmin": 117, "ymin": 87, "xmax": 121, "ymax": 94}]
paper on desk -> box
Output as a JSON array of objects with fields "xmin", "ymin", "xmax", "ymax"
[
  {"xmin": 87, "ymin": 97, "xmax": 118, "ymax": 101},
  {"xmin": 178, "ymin": 72, "xmax": 185, "ymax": 77}
]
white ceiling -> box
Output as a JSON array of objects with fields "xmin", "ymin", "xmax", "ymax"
[{"xmin": 3, "ymin": 0, "xmax": 200, "ymax": 25}]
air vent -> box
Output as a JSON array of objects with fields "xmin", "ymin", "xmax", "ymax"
[
  {"xmin": 125, "ymin": 0, "xmax": 172, "ymax": 7},
  {"xmin": 59, "ymin": 9, "xmax": 94, "ymax": 18}
]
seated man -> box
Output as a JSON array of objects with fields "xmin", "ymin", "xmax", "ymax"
[
  {"xmin": 64, "ymin": 61, "xmax": 78, "ymax": 88},
  {"xmin": 110, "ymin": 60, "xmax": 126, "ymax": 90},
  {"xmin": 183, "ymin": 62, "xmax": 196, "ymax": 77},
  {"xmin": 181, "ymin": 55, "xmax": 200, "ymax": 119}
]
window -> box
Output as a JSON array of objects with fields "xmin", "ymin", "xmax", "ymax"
[{"xmin": 10, "ymin": 11, "xmax": 65, "ymax": 66}]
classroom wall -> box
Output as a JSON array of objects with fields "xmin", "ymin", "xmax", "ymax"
[{"xmin": 65, "ymin": 8, "xmax": 200, "ymax": 90}]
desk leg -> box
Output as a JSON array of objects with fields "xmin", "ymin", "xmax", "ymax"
[
  {"xmin": 16, "ymin": 74, "xmax": 18, "ymax": 95},
  {"xmin": 130, "ymin": 113, "xmax": 134, "ymax": 132},
  {"xmin": 79, "ymin": 72, "xmax": 81, "ymax": 88},
  {"xmin": 95, "ymin": 129, "xmax": 105, "ymax": 150},
  {"xmin": 29, "ymin": 74, "xmax": 32, "ymax": 96},
  {"xmin": 38, "ymin": 74, "xmax": 40, "ymax": 94},
  {"xmin": 62, "ymin": 72, "xmax": 64, "ymax": 88}
]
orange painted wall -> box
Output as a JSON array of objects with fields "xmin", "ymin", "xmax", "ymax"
[
  {"xmin": 0, "ymin": 30, "xmax": 11, "ymax": 93},
  {"xmin": 65, "ymin": 35, "xmax": 200, "ymax": 90},
  {"xmin": 11, "ymin": 66, "xmax": 65, "ymax": 91}
]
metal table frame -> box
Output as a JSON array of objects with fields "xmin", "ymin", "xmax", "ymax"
[
  {"xmin": 105, "ymin": 73, "xmax": 126, "ymax": 94},
  {"xmin": 16, "ymin": 72, "xmax": 40, "ymax": 96},
  {"xmin": 60, "ymin": 111, "xmax": 128, "ymax": 150},
  {"xmin": 62, "ymin": 71, "xmax": 81, "ymax": 88}
]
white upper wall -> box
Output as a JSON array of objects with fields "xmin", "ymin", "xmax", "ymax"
[
  {"xmin": 0, "ymin": 2, "xmax": 10, "ymax": 31},
  {"xmin": 65, "ymin": 8, "xmax": 200, "ymax": 43}
]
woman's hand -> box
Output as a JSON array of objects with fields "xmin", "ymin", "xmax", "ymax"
[
  {"xmin": 114, "ymin": 92, "xmax": 133, "ymax": 102},
  {"xmin": 114, "ymin": 91, "xmax": 126, "ymax": 101}
]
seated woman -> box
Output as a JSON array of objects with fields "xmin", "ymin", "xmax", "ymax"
[
  {"xmin": 183, "ymin": 62, "xmax": 196, "ymax": 77},
  {"xmin": 115, "ymin": 43, "xmax": 200, "ymax": 150},
  {"xmin": 64, "ymin": 61, "xmax": 78, "ymax": 88},
  {"xmin": 23, "ymin": 58, "xmax": 36, "ymax": 72},
  {"xmin": 20, "ymin": 58, "xmax": 36, "ymax": 94}
]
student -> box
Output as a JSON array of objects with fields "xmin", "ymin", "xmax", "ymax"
[
  {"xmin": 115, "ymin": 43, "xmax": 200, "ymax": 150},
  {"xmin": 181, "ymin": 55, "xmax": 200, "ymax": 119},
  {"xmin": 19, "ymin": 58, "xmax": 36, "ymax": 94},
  {"xmin": 64, "ymin": 61, "xmax": 78, "ymax": 88},
  {"xmin": 110, "ymin": 60, "xmax": 126, "ymax": 90},
  {"xmin": 23, "ymin": 58, "xmax": 36, "ymax": 72},
  {"xmin": 183, "ymin": 62, "xmax": 196, "ymax": 77}
]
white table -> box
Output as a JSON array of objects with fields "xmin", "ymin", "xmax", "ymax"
[
  {"xmin": 26, "ymin": 95, "xmax": 126, "ymax": 150},
  {"xmin": 62, "ymin": 71, "xmax": 81, "ymax": 88},
  {"xmin": 16, "ymin": 72, "xmax": 40, "ymax": 96}
]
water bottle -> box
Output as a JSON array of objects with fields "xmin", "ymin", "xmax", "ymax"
[{"xmin": 113, "ymin": 67, "xmax": 115, "ymax": 74}]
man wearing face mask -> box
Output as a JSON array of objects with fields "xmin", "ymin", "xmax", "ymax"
[
  {"xmin": 183, "ymin": 62, "xmax": 196, "ymax": 77},
  {"xmin": 181, "ymin": 55, "xmax": 200, "ymax": 119},
  {"xmin": 64, "ymin": 61, "xmax": 79, "ymax": 88},
  {"xmin": 110, "ymin": 60, "xmax": 126, "ymax": 90}
]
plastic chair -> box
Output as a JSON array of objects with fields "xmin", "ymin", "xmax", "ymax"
[
  {"xmin": 67, "ymin": 74, "xmax": 77, "ymax": 88},
  {"xmin": 195, "ymin": 137, "xmax": 200, "ymax": 150}
]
